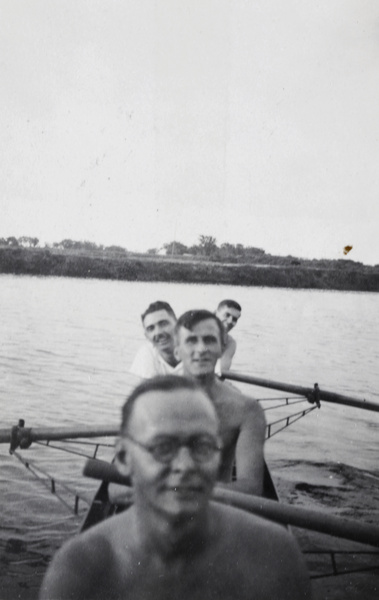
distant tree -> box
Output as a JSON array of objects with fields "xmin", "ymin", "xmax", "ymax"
[
  {"xmin": 59, "ymin": 239, "xmax": 77, "ymax": 249},
  {"xmin": 18, "ymin": 236, "xmax": 39, "ymax": 247},
  {"xmin": 104, "ymin": 245, "xmax": 128, "ymax": 254},
  {"xmin": 81, "ymin": 240, "xmax": 101, "ymax": 252},
  {"xmin": 147, "ymin": 248, "xmax": 158, "ymax": 255},
  {"xmin": 245, "ymin": 246, "xmax": 265, "ymax": 256},
  {"xmin": 163, "ymin": 241, "xmax": 189, "ymax": 256},
  {"xmin": 6, "ymin": 236, "xmax": 19, "ymax": 247},
  {"xmin": 198, "ymin": 235, "xmax": 217, "ymax": 256},
  {"xmin": 56, "ymin": 239, "xmax": 101, "ymax": 251},
  {"xmin": 187, "ymin": 244, "xmax": 202, "ymax": 256},
  {"xmin": 219, "ymin": 243, "xmax": 238, "ymax": 258}
]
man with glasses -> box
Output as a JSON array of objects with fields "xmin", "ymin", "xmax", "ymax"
[{"xmin": 40, "ymin": 376, "xmax": 311, "ymax": 600}]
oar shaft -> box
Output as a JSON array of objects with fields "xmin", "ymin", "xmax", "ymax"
[
  {"xmin": 83, "ymin": 459, "xmax": 379, "ymax": 549},
  {"xmin": 213, "ymin": 487, "xmax": 379, "ymax": 549},
  {"xmin": 0, "ymin": 425, "xmax": 119, "ymax": 445},
  {"xmin": 223, "ymin": 371, "xmax": 379, "ymax": 412},
  {"xmin": 27, "ymin": 425, "xmax": 119, "ymax": 441}
]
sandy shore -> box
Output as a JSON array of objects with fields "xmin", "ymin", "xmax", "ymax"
[{"xmin": 271, "ymin": 460, "xmax": 379, "ymax": 600}]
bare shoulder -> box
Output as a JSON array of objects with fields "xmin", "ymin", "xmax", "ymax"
[
  {"xmin": 217, "ymin": 379, "xmax": 259, "ymax": 407},
  {"xmin": 215, "ymin": 502, "xmax": 291, "ymax": 545},
  {"xmin": 212, "ymin": 502, "xmax": 304, "ymax": 560},
  {"xmin": 240, "ymin": 390, "xmax": 266, "ymax": 426},
  {"xmin": 40, "ymin": 529, "xmax": 111, "ymax": 599},
  {"xmin": 216, "ymin": 378, "xmax": 243, "ymax": 401},
  {"xmin": 40, "ymin": 512, "xmax": 133, "ymax": 600},
  {"xmin": 214, "ymin": 380, "xmax": 265, "ymax": 422},
  {"xmin": 211, "ymin": 504, "xmax": 312, "ymax": 598},
  {"xmin": 225, "ymin": 334, "xmax": 236, "ymax": 352},
  {"xmin": 213, "ymin": 379, "xmax": 245, "ymax": 415}
]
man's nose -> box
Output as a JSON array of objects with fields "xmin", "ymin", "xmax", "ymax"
[
  {"xmin": 195, "ymin": 338, "xmax": 207, "ymax": 352},
  {"xmin": 171, "ymin": 446, "xmax": 196, "ymax": 470}
]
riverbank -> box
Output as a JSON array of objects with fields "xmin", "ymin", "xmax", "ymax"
[
  {"xmin": 272, "ymin": 459, "xmax": 379, "ymax": 600},
  {"xmin": 1, "ymin": 247, "xmax": 379, "ymax": 291}
]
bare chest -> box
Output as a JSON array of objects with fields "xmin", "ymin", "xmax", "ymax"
[{"xmin": 108, "ymin": 553, "xmax": 263, "ymax": 600}]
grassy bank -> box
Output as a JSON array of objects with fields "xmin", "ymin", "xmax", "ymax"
[{"xmin": 1, "ymin": 247, "xmax": 379, "ymax": 292}]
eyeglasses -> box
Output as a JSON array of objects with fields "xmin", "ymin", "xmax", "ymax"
[{"xmin": 124, "ymin": 434, "xmax": 221, "ymax": 464}]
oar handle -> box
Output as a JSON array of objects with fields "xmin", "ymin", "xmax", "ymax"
[
  {"xmin": 83, "ymin": 458, "xmax": 131, "ymax": 486},
  {"xmin": 83, "ymin": 458, "xmax": 379, "ymax": 549}
]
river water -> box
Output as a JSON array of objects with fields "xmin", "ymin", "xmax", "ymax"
[{"xmin": 1, "ymin": 274, "xmax": 378, "ymax": 599}]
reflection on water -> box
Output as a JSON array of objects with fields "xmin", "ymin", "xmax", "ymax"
[{"xmin": 0, "ymin": 274, "xmax": 378, "ymax": 598}]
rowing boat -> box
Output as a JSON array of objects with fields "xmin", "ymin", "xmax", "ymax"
[{"xmin": 1, "ymin": 371, "xmax": 379, "ymax": 598}]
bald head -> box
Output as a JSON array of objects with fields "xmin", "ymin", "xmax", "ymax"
[{"xmin": 121, "ymin": 375, "xmax": 219, "ymax": 436}]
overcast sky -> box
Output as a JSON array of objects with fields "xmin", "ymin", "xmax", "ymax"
[{"xmin": 1, "ymin": 1, "xmax": 378, "ymax": 264}]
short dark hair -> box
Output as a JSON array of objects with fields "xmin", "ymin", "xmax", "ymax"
[
  {"xmin": 121, "ymin": 375, "xmax": 203, "ymax": 433},
  {"xmin": 217, "ymin": 299, "xmax": 242, "ymax": 312},
  {"xmin": 175, "ymin": 310, "xmax": 224, "ymax": 344},
  {"xmin": 141, "ymin": 301, "xmax": 176, "ymax": 324}
]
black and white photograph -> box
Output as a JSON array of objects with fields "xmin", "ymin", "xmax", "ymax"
[{"xmin": 1, "ymin": 2, "xmax": 378, "ymax": 599}]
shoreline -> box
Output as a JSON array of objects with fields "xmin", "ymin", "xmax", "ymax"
[
  {"xmin": 272, "ymin": 460, "xmax": 379, "ymax": 600},
  {"xmin": 1, "ymin": 247, "xmax": 379, "ymax": 292}
]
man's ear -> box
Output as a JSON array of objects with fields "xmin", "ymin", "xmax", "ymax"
[{"xmin": 115, "ymin": 438, "xmax": 132, "ymax": 478}]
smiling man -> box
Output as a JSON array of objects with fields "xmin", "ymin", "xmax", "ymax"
[
  {"xmin": 40, "ymin": 376, "xmax": 312, "ymax": 600},
  {"xmin": 174, "ymin": 310, "xmax": 266, "ymax": 496},
  {"xmin": 130, "ymin": 301, "xmax": 180, "ymax": 378}
]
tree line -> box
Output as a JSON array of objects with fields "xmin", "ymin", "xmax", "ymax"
[
  {"xmin": 156, "ymin": 235, "xmax": 266, "ymax": 261},
  {"xmin": 0, "ymin": 234, "xmax": 265, "ymax": 260},
  {"xmin": 0, "ymin": 234, "xmax": 374, "ymax": 270},
  {"xmin": 0, "ymin": 236, "xmax": 129, "ymax": 255}
]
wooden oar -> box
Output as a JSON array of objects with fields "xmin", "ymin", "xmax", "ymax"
[
  {"xmin": 0, "ymin": 421, "xmax": 119, "ymax": 449},
  {"xmin": 83, "ymin": 458, "xmax": 379, "ymax": 549},
  {"xmin": 223, "ymin": 371, "xmax": 379, "ymax": 413}
]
